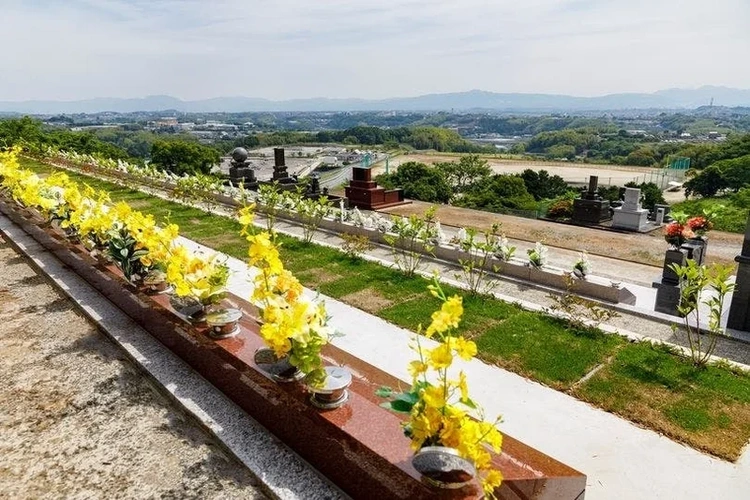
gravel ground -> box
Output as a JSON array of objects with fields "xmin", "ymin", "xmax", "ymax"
[{"xmin": 0, "ymin": 235, "xmax": 266, "ymax": 500}]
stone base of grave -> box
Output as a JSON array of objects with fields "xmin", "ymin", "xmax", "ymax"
[
  {"xmin": 572, "ymin": 199, "xmax": 611, "ymax": 224},
  {"xmin": 652, "ymin": 278, "xmax": 681, "ymax": 316},
  {"xmin": 612, "ymin": 207, "xmax": 649, "ymax": 232}
]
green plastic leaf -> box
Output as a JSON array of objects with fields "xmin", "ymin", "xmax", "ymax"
[
  {"xmin": 394, "ymin": 392, "xmax": 419, "ymax": 406},
  {"xmin": 375, "ymin": 386, "xmax": 393, "ymax": 398},
  {"xmin": 384, "ymin": 399, "xmax": 413, "ymax": 413}
]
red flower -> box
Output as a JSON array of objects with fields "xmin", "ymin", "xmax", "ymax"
[
  {"xmin": 687, "ymin": 216, "xmax": 712, "ymax": 233},
  {"xmin": 664, "ymin": 222, "xmax": 683, "ymax": 237}
]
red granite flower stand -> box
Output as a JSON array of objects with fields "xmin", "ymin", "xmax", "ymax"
[{"xmin": 0, "ymin": 198, "xmax": 587, "ymax": 500}]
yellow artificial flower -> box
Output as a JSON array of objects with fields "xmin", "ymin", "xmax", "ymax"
[
  {"xmin": 427, "ymin": 343, "xmax": 453, "ymax": 370},
  {"xmin": 454, "ymin": 337, "xmax": 477, "ymax": 361}
]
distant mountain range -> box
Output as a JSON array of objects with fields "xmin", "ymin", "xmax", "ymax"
[{"xmin": 2, "ymin": 86, "xmax": 750, "ymax": 114}]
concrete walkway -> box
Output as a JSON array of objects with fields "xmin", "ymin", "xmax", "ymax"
[{"xmin": 176, "ymin": 235, "xmax": 750, "ymax": 500}]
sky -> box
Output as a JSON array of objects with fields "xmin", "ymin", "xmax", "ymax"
[{"xmin": 0, "ymin": 0, "xmax": 748, "ymax": 101}]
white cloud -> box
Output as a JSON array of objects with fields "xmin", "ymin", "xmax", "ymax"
[{"xmin": 0, "ymin": 0, "xmax": 747, "ymax": 101}]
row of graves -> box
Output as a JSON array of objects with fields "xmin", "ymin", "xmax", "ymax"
[
  {"xmin": 228, "ymin": 154, "xmax": 750, "ymax": 337},
  {"xmin": 570, "ymin": 175, "xmax": 671, "ymax": 231},
  {"xmin": 567, "ymin": 175, "xmax": 750, "ymax": 334},
  {"xmin": 225, "ymin": 147, "xmax": 408, "ymax": 210}
]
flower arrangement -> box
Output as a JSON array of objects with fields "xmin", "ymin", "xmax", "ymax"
[
  {"xmin": 527, "ymin": 241, "xmax": 547, "ymax": 268},
  {"xmin": 495, "ymin": 234, "xmax": 516, "ymax": 262},
  {"xmin": 380, "ymin": 275, "xmax": 503, "ymax": 497},
  {"xmin": 685, "ymin": 216, "xmax": 713, "ymax": 237},
  {"xmin": 663, "ymin": 221, "xmax": 694, "ymax": 248},
  {"xmin": 238, "ymin": 205, "xmax": 331, "ymax": 385},
  {"xmin": 0, "ymin": 149, "xmax": 233, "ymax": 308},
  {"xmin": 573, "ymin": 251, "xmax": 591, "ymax": 277},
  {"xmin": 165, "ymin": 245, "xmax": 230, "ymax": 308}
]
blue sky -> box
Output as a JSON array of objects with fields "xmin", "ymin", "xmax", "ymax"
[{"xmin": 0, "ymin": 0, "xmax": 747, "ymax": 101}]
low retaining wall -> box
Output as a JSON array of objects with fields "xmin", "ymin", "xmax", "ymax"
[{"xmin": 0, "ymin": 197, "xmax": 586, "ymax": 500}]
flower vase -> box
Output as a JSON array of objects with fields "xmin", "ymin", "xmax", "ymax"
[
  {"xmin": 306, "ymin": 366, "xmax": 352, "ymax": 410},
  {"xmin": 205, "ymin": 308, "xmax": 242, "ymax": 339},
  {"xmin": 412, "ymin": 446, "xmax": 476, "ymax": 489},
  {"xmin": 253, "ymin": 347, "xmax": 304, "ymax": 382}
]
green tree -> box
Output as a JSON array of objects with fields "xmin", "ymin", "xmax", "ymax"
[
  {"xmin": 376, "ymin": 162, "xmax": 452, "ymax": 203},
  {"xmin": 0, "ymin": 116, "xmax": 42, "ymax": 148},
  {"xmin": 684, "ymin": 166, "xmax": 728, "ymax": 198},
  {"xmin": 716, "ymin": 155, "xmax": 750, "ymax": 192},
  {"xmin": 520, "ymin": 169, "xmax": 571, "ymax": 200},
  {"xmin": 457, "ymin": 174, "xmax": 538, "ymax": 213},
  {"xmin": 436, "ymin": 155, "xmax": 491, "ymax": 192},
  {"xmin": 150, "ymin": 140, "xmax": 220, "ymax": 175}
]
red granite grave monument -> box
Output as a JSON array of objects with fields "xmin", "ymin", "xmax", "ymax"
[{"xmin": 345, "ymin": 166, "xmax": 409, "ymax": 210}]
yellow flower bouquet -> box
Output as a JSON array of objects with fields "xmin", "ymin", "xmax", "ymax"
[
  {"xmin": 239, "ymin": 205, "xmax": 331, "ymax": 385},
  {"xmin": 379, "ymin": 275, "xmax": 503, "ymax": 497}
]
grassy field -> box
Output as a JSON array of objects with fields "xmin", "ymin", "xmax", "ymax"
[{"xmin": 18, "ymin": 157, "xmax": 750, "ymax": 461}]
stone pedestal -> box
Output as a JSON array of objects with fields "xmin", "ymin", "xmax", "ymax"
[
  {"xmin": 572, "ymin": 176, "xmax": 611, "ymax": 224},
  {"xmin": 728, "ymin": 217, "xmax": 750, "ymax": 332},
  {"xmin": 344, "ymin": 166, "xmax": 408, "ymax": 210},
  {"xmin": 653, "ymin": 249, "xmax": 688, "ymax": 316},
  {"xmin": 227, "ymin": 147, "xmax": 259, "ymax": 188},
  {"xmin": 612, "ymin": 187, "xmax": 649, "ymax": 231},
  {"xmin": 680, "ymin": 237, "xmax": 707, "ymax": 266},
  {"xmin": 654, "ymin": 204, "xmax": 671, "ymax": 222}
]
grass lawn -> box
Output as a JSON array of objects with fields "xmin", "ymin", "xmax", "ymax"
[
  {"xmin": 575, "ymin": 342, "xmax": 750, "ymax": 460},
  {"xmin": 19, "ymin": 157, "xmax": 750, "ymax": 460}
]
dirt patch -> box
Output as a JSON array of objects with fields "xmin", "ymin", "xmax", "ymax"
[
  {"xmin": 300, "ymin": 267, "xmax": 341, "ymax": 288},
  {"xmin": 341, "ymin": 288, "xmax": 393, "ymax": 314},
  {"xmin": 0, "ymin": 240, "xmax": 266, "ymax": 499}
]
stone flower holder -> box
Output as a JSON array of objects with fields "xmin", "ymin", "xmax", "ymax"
[
  {"xmin": 306, "ymin": 366, "xmax": 352, "ymax": 410},
  {"xmin": 143, "ymin": 271, "xmax": 172, "ymax": 294},
  {"xmin": 205, "ymin": 308, "xmax": 242, "ymax": 339},
  {"xmin": 412, "ymin": 446, "xmax": 476, "ymax": 489},
  {"xmin": 253, "ymin": 347, "xmax": 304, "ymax": 382}
]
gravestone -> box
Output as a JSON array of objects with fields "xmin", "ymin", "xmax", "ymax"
[
  {"xmin": 572, "ymin": 176, "xmax": 611, "ymax": 224},
  {"xmin": 612, "ymin": 187, "xmax": 649, "ymax": 231},
  {"xmin": 228, "ymin": 147, "xmax": 258, "ymax": 187},
  {"xmin": 344, "ymin": 166, "xmax": 408, "ymax": 210},
  {"xmin": 654, "ymin": 204, "xmax": 671, "ymax": 222},
  {"xmin": 728, "ymin": 216, "xmax": 750, "ymax": 332},
  {"xmin": 271, "ymin": 148, "xmax": 296, "ymax": 184},
  {"xmin": 655, "ymin": 208, "xmax": 665, "ymax": 225}
]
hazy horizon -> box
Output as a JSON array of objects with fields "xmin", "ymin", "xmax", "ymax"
[{"xmin": 1, "ymin": 1, "xmax": 748, "ymax": 102}]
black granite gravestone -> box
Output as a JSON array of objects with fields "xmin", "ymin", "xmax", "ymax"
[
  {"xmin": 572, "ymin": 176, "xmax": 611, "ymax": 224},
  {"xmin": 728, "ymin": 216, "xmax": 750, "ymax": 332}
]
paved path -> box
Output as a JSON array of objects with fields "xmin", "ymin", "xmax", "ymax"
[{"xmin": 177, "ymin": 235, "xmax": 750, "ymax": 500}]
